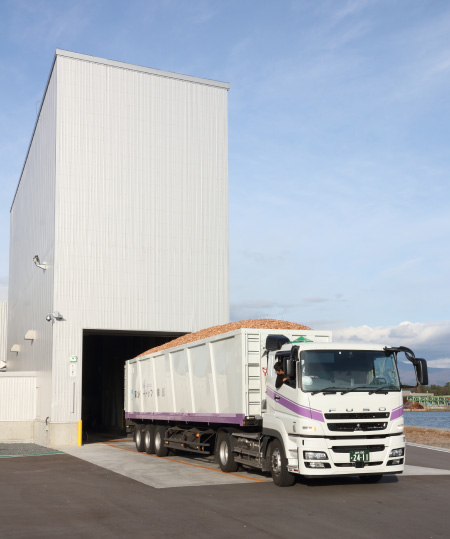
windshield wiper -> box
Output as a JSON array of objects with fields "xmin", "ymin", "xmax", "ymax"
[
  {"xmin": 340, "ymin": 386, "xmax": 373, "ymax": 395},
  {"xmin": 369, "ymin": 385, "xmax": 397, "ymax": 395},
  {"xmin": 311, "ymin": 387, "xmax": 341, "ymax": 395}
]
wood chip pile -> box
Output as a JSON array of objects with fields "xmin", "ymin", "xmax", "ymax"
[{"xmin": 137, "ymin": 318, "xmax": 312, "ymax": 357}]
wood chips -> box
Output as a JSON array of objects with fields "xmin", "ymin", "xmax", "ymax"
[{"xmin": 137, "ymin": 318, "xmax": 311, "ymax": 357}]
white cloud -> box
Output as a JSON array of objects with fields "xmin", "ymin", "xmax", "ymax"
[
  {"xmin": 426, "ymin": 358, "xmax": 450, "ymax": 369},
  {"xmin": 333, "ymin": 320, "xmax": 450, "ymax": 363}
]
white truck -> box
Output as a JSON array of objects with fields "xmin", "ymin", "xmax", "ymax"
[{"xmin": 124, "ymin": 327, "xmax": 428, "ymax": 486}]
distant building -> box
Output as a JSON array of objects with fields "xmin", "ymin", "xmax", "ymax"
[{"xmin": 3, "ymin": 50, "xmax": 229, "ymax": 446}]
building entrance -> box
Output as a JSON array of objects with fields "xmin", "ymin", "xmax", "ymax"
[{"xmin": 81, "ymin": 329, "xmax": 185, "ymax": 437}]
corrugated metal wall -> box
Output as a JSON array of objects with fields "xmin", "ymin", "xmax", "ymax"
[
  {"xmin": 50, "ymin": 53, "xmax": 229, "ymax": 423},
  {"xmin": 0, "ymin": 302, "xmax": 7, "ymax": 364},
  {"xmin": 7, "ymin": 63, "xmax": 57, "ymax": 422},
  {"xmin": 0, "ymin": 375, "xmax": 36, "ymax": 421},
  {"xmin": 55, "ymin": 54, "xmax": 229, "ymax": 332}
]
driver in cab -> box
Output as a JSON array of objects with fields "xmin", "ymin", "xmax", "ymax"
[{"xmin": 274, "ymin": 361, "xmax": 290, "ymax": 389}]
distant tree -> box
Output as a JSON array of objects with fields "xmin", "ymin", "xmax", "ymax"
[{"xmin": 414, "ymin": 383, "xmax": 450, "ymax": 395}]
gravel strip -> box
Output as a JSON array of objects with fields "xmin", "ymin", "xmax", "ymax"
[
  {"xmin": 0, "ymin": 443, "xmax": 63, "ymax": 457},
  {"xmin": 405, "ymin": 426, "xmax": 450, "ymax": 449}
]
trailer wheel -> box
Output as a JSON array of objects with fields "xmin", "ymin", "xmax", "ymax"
[
  {"xmin": 359, "ymin": 474, "xmax": 383, "ymax": 483},
  {"xmin": 268, "ymin": 439, "xmax": 295, "ymax": 487},
  {"xmin": 217, "ymin": 432, "xmax": 238, "ymax": 473},
  {"xmin": 154, "ymin": 426, "xmax": 169, "ymax": 457},
  {"xmin": 144, "ymin": 425, "xmax": 156, "ymax": 454},
  {"xmin": 134, "ymin": 426, "xmax": 145, "ymax": 452}
]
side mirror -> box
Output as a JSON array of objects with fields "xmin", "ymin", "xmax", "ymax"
[
  {"xmin": 285, "ymin": 359, "xmax": 295, "ymax": 377},
  {"xmin": 414, "ymin": 358, "xmax": 428, "ymax": 386},
  {"xmin": 266, "ymin": 334, "xmax": 290, "ymax": 351}
]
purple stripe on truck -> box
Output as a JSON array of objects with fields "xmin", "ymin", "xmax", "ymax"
[
  {"xmin": 125, "ymin": 412, "xmax": 246, "ymax": 425},
  {"xmin": 390, "ymin": 405, "xmax": 404, "ymax": 421},
  {"xmin": 266, "ymin": 387, "xmax": 325, "ymax": 422}
]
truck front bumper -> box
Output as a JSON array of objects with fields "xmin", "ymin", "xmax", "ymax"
[{"xmin": 287, "ymin": 434, "xmax": 406, "ymax": 477}]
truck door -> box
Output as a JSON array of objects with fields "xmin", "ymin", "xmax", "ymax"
[{"xmin": 266, "ymin": 352, "xmax": 298, "ymax": 432}]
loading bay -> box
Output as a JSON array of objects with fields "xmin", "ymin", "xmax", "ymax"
[{"xmin": 1, "ymin": 440, "xmax": 450, "ymax": 538}]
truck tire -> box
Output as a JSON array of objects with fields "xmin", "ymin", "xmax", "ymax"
[
  {"xmin": 359, "ymin": 474, "xmax": 382, "ymax": 483},
  {"xmin": 154, "ymin": 426, "xmax": 169, "ymax": 457},
  {"xmin": 134, "ymin": 426, "xmax": 145, "ymax": 452},
  {"xmin": 217, "ymin": 432, "xmax": 239, "ymax": 473},
  {"xmin": 144, "ymin": 425, "xmax": 156, "ymax": 454},
  {"xmin": 268, "ymin": 439, "xmax": 295, "ymax": 487}
]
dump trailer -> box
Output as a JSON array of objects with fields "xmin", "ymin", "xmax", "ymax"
[{"xmin": 124, "ymin": 327, "xmax": 428, "ymax": 486}]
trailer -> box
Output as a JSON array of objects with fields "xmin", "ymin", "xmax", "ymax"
[{"xmin": 125, "ymin": 326, "xmax": 427, "ymax": 486}]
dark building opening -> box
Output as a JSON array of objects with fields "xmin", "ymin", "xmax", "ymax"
[{"xmin": 82, "ymin": 329, "xmax": 186, "ymax": 438}]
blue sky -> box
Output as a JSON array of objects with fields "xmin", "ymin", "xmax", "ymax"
[{"xmin": 1, "ymin": 0, "xmax": 450, "ymax": 376}]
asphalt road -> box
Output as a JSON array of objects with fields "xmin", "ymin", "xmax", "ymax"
[{"xmin": 1, "ymin": 441, "xmax": 449, "ymax": 539}]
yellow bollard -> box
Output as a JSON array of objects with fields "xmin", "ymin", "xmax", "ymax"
[{"xmin": 78, "ymin": 419, "xmax": 82, "ymax": 446}]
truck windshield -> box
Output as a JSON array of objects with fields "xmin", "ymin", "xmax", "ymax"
[{"xmin": 300, "ymin": 350, "xmax": 400, "ymax": 393}]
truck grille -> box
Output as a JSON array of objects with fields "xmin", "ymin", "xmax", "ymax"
[
  {"xmin": 331, "ymin": 445, "xmax": 385, "ymax": 453},
  {"xmin": 325, "ymin": 412, "xmax": 389, "ymax": 420},
  {"xmin": 327, "ymin": 422, "xmax": 388, "ymax": 432}
]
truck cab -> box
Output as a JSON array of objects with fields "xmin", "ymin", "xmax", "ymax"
[{"xmin": 262, "ymin": 339, "xmax": 427, "ymax": 484}]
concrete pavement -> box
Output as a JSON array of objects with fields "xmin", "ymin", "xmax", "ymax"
[
  {"xmin": 61, "ymin": 438, "xmax": 450, "ymax": 489},
  {"xmin": 1, "ymin": 439, "xmax": 450, "ymax": 538}
]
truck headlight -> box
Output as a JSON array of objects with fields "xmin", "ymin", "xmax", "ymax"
[
  {"xmin": 304, "ymin": 451, "xmax": 328, "ymax": 460},
  {"xmin": 389, "ymin": 448, "xmax": 404, "ymax": 457}
]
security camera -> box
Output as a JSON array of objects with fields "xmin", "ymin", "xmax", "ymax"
[
  {"xmin": 46, "ymin": 314, "xmax": 52, "ymax": 322},
  {"xmin": 33, "ymin": 255, "xmax": 47, "ymax": 270}
]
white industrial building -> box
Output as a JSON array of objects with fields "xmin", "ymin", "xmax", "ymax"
[{"xmin": 0, "ymin": 50, "xmax": 229, "ymax": 446}]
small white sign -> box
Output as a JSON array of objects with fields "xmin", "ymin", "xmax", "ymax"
[
  {"xmin": 69, "ymin": 363, "xmax": 77, "ymax": 377},
  {"xmin": 69, "ymin": 355, "xmax": 78, "ymax": 362}
]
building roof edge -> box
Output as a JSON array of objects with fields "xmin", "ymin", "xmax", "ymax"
[{"xmin": 56, "ymin": 49, "xmax": 230, "ymax": 90}]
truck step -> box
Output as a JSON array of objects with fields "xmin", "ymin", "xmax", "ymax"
[
  {"xmin": 234, "ymin": 456, "xmax": 262, "ymax": 469},
  {"xmin": 231, "ymin": 432, "xmax": 260, "ymax": 440},
  {"xmin": 234, "ymin": 448, "xmax": 261, "ymax": 457}
]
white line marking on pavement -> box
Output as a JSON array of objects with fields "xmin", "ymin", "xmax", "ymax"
[
  {"xmin": 407, "ymin": 442, "xmax": 450, "ymax": 453},
  {"xmin": 403, "ymin": 465, "xmax": 450, "ymax": 476}
]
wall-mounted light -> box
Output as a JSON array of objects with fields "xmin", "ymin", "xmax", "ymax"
[
  {"xmin": 25, "ymin": 330, "xmax": 37, "ymax": 341},
  {"xmin": 33, "ymin": 255, "xmax": 47, "ymax": 270},
  {"xmin": 10, "ymin": 344, "xmax": 20, "ymax": 353},
  {"xmin": 46, "ymin": 312, "xmax": 64, "ymax": 322}
]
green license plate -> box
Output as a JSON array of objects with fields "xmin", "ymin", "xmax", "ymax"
[{"xmin": 350, "ymin": 449, "xmax": 370, "ymax": 463}]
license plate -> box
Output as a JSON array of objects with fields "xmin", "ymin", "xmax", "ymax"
[{"xmin": 350, "ymin": 449, "xmax": 370, "ymax": 463}]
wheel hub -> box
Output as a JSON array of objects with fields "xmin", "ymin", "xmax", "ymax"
[{"xmin": 271, "ymin": 448, "xmax": 282, "ymax": 475}]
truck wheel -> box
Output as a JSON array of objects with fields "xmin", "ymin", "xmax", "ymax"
[
  {"xmin": 217, "ymin": 432, "xmax": 238, "ymax": 473},
  {"xmin": 144, "ymin": 425, "xmax": 156, "ymax": 454},
  {"xmin": 269, "ymin": 439, "xmax": 295, "ymax": 487},
  {"xmin": 134, "ymin": 426, "xmax": 145, "ymax": 452},
  {"xmin": 154, "ymin": 426, "xmax": 169, "ymax": 457},
  {"xmin": 359, "ymin": 474, "xmax": 383, "ymax": 483}
]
